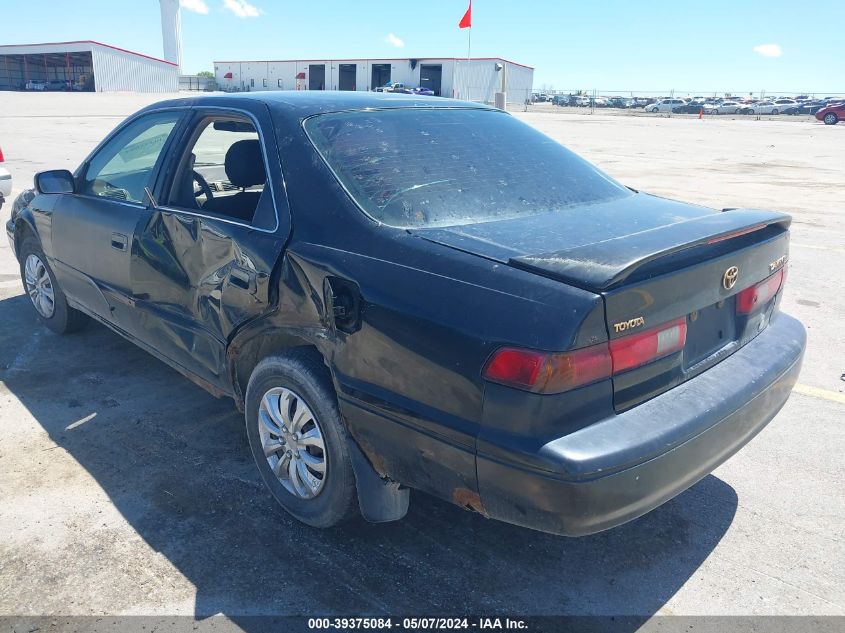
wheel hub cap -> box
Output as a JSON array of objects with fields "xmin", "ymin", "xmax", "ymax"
[
  {"xmin": 24, "ymin": 254, "xmax": 55, "ymax": 319},
  {"xmin": 258, "ymin": 387, "xmax": 327, "ymax": 499}
]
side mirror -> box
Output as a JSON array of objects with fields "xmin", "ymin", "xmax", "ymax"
[{"xmin": 35, "ymin": 169, "xmax": 75, "ymax": 194}]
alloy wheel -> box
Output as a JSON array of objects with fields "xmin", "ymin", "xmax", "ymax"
[
  {"xmin": 257, "ymin": 387, "xmax": 327, "ymax": 499},
  {"xmin": 24, "ymin": 254, "xmax": 55, "ymax": 319}
]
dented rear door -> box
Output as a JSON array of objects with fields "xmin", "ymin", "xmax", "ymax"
[{"xmin": 128, "ymin": 102, "xmax": 289, "ymax": 390}]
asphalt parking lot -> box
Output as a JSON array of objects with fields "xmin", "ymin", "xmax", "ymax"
[{"xmin": 0, "ymin": 93, "xmax": 843, "ymax": 619}]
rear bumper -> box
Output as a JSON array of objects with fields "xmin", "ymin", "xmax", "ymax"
[{"xmin": 476, "ymin": 312, "xmax": 806, "ymax": 536}]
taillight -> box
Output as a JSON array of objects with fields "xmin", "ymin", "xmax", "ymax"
[
  {"xmin": 483, "ymin": 344, "xmax": 612, "ymax": 394},
  {"xmin": 608, "ymin": 318, "xmax": 687, "ymax": 373},
  {"xmin": 736, "ymin": 268, "xmax": 785, "ymax": 314},
  {"xmin": 0, "ymin": 147, "xmax": 4, "ymax": 162},
  {"xmin": 483, "ymin": 318, "xmax": 688, "ymax": 394}
]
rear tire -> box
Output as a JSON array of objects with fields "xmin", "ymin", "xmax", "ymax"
[
  {"xmin": 19, "ymin": 236, "xmax": 88, "ymax": 334},
  {"xmin": 245, "ymin": 349, "xmax": 359, "ymax": 528},
  {"xmin": 824, "ymin": 113, "xmax": 838, "ymax": 125},
  {"xmin": 771, "ymin": 108, "xmax": 779, "ymax": 115}
]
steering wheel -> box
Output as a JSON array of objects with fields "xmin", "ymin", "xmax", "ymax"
[{"xmin": 192, "ymin": 170, "xmax": 214, "ymax": 204}]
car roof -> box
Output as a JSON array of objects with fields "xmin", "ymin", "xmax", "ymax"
[{"xmin": 138, "ymin": 91, "xmax": 495, "ymax": 121}]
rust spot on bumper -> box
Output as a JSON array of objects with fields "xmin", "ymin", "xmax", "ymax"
[{"xmin": 452, "ymin": 488, "xmax": 488, "ymax": 517}]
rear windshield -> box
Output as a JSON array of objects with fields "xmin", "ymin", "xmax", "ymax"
[{"xmin": 304, "ymin": 108, "xmax": 632, "ymax": 228}]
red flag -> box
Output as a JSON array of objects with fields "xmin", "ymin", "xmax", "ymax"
[{"xmin": 459, "ymin": 1, "xmax": 472, "ymax": 29}]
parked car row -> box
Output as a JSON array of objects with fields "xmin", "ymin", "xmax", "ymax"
[
  {"xmin": 374, "ymin": 82, "xmax": 435, "ymax": 96},
  {"xmin": 23, "ymin": 79, "xmax": 79, "ymax": 91},
  {"xmin": 544, "ymin": 94, "xmax": 651, "ymax": 108},
  {"xmin": 537, "ymin": 93, "xmax": 844, "ymax": 122}
]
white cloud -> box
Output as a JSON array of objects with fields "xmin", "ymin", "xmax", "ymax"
[
  {"xmin": 385, "ymin": 33, "xmax": 405, "ymax": 48},
  {"xmin": 223, "ymin": 0, "xmax": 261, "ymax": 18},
  {"xmin": 753, "ymin": 44, "xmax": 782, "ymax": 58},
  {"xmin": 180, "ymin": 0, "xmax": 210, "ymax": 14}
]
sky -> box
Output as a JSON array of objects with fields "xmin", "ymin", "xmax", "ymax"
[{"xmin": 3, "ymin": 0, "xmax": 843, "ymax": 94}]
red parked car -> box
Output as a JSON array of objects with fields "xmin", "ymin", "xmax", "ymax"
[{"xmin": 815, "ymin": 102, "xmax": 845, "ymax": 125}]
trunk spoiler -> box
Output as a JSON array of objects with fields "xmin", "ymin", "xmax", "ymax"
[{"xmin": 509, "ymin": 209, "xmax": 791, "ymax": 292}]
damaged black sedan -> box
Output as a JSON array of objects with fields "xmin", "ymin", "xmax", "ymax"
[{"xmin": 6, "ymin": 93, "xmax": 805, "ymax": 535}]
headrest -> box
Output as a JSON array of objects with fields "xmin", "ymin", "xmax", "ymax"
[{"xmin": 225, "ymin": 139, "xmax": 266, "ymax": 189}]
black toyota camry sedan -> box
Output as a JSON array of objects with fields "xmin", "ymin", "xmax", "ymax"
[{"xmin": 6, "ymin": 92, "xmax": 805, "ymax": 535}]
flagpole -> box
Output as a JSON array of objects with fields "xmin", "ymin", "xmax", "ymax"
[{"xmin": 459, "ymin": 0, "xmax": 472, "ymax": 100}]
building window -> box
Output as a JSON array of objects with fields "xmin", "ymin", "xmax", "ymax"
[{"xmin": 262, "ymin": 78, "xmax": 267, "ymax": 87}]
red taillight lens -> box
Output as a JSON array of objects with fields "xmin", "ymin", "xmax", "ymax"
[
  {"xmin": 736, "ymin": 268, "xmax": 785, "ymax": 314},
  {"xmin": 0, "ymin": 147, "xmax": 4, "ymax": 162},
  {"xmin": 484, "ymin": 318, "xmax": 690, "ymax": 393},
  {"xmin": 483, "ymin": 344, "xmax": 612, "ymax": 394},
  {"xmin": 609, "ymin": 318, "xmax": 687, "ymax": 373},
  {"xmin": 483, "ymin": 348, "xmax": 546, "ymax": 390}
]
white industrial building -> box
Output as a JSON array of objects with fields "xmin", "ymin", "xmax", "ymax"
[
  {"xmin": 214, "ymin": 57, "xmax": 534, "ymax": 105},
  {"xmin": 0, "ymin": 40, "xmax": 179, "ymax": 92}
]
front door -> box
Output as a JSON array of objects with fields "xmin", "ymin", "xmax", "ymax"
[
  {"xmin": 50, "ymin": 110, "xmax": 183, "ymax": 329},
  {"xmin": 129, "ymin": 105, "xmax": 288, "ymax": 390}
]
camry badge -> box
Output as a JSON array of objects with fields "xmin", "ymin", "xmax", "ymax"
[
  {"xmin": 723, "ymin": 266, "xmax": 739, "ymax": 290},
  {"xmin": 769, "ymin": 255, "xmax": 787, "ymax": 272}
]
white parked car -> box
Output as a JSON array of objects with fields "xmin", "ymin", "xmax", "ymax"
[
  {"xmin": 645, "ymin": 98, "xmax": 686, "ymax": 113},
  {"xmin": 24, "ymin": 80, "xmax": 48, "ymax": 91},
  {"xmin": 0, "ymin": 146, "xmax": 11, "ymax": 210},
  {"xmin": 742, "ymin": 101, "xmax": 782, "ymax": 115},
  {"xmin": 708, "ymin": 101, "xmax": 743, "ymax": 114}
]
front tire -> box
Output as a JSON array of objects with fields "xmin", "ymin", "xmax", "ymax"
[
  {"xmin": 824, "ymin": 113, "xmax": 838, "ymax": 125},
  {"xmin": 245, "ymin": 349, "xmax": 359, "ymax": 528},
  {"xmin": 19, "ymin": 236, "xmax": 88, "ymax": 334}
]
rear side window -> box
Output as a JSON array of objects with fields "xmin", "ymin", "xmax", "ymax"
[
  {"xmin": 166, "ymin": 116, "xmax": 269, "ymax": 225},
  {"xmin": 304, "ymin": 108, "xmax": 631, "ymax": 228}
]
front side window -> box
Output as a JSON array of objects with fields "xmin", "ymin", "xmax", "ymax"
[
  {"xmin": 166, "ymin": 116, "xmax": 269, "ymax": 225},
  {"xmin": 81, "ymin": 111, "xmax": 181, "ymax": 203},
  {"xmin": 305, "ymin": 108, "xmax": 631, "ymax": 228}
]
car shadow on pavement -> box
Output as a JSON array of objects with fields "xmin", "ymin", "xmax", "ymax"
[{"xmin": 0, "ymin": 293, "xmax": 738, "ymax": 622}]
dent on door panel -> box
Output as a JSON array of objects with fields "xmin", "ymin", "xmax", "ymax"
[{"xmin": 132, "ymin": 210, "xmax": 281, "ymax": 387}]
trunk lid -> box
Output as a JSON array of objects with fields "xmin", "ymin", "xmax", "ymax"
[{"xmin": 414, "ymin": 193, "xmax": 792, "ymax": 409}]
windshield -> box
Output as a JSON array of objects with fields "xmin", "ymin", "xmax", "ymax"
[{"xmin": 304, "ymin": 108, "xmax": 632, "ymax": 228}]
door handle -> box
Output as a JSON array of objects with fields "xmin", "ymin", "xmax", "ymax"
[
  {"xmin": 110, "ymin": 233, "xmax": 128, "ymax": 251},
  {"xmin": 229, "ymin": 268, "xmax": 252, "ymax": 290}
]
